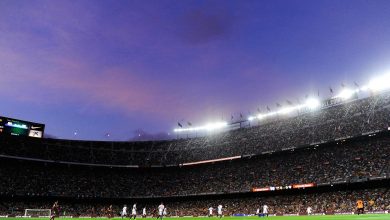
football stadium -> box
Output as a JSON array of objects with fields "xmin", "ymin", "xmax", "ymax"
[
  {"xmin": 1, "ymin": 1, "xmax": 390, "ymax": 220},
  {"xmin": 1, "ymin": 78, "xmax": 390, "ymax": 219}
]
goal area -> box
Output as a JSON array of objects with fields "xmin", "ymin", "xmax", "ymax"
[{"xmin": 24, "ymin": 209, "xmax": 51, "ymax": 217}]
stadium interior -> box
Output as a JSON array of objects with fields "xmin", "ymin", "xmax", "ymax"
[{"xmin": 0, "ymin": 91, "xmax": 389, "ymax": 217}]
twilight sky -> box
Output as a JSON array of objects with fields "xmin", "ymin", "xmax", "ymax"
[{"xmin": 1, "ymin": 0, "xmax": 390, "ymax": 141}]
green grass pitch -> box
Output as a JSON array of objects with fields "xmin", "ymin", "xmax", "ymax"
[{"xmin": 2, "ymin": 216, "xmax": 390, "ymax": 220}]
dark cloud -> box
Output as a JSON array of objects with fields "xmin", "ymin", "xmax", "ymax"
[{"xmin": 176, "ymin": 7, "xmax": 236, "ymax": 44}]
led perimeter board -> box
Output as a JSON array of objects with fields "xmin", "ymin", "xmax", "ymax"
[{"xmin": 0, "ymin": 116, "xmax": 45, "ymax": 138}]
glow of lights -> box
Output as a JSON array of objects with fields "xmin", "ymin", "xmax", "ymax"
[
  {"xmin": 336, "ymin": 88, "xmax": 355, "ymax": 99},
  {"xmin": 305, "ymin": 98, "xmax": 320, "ymax": 109},
  {"xmin": 175, "ymin": 72, "xmax": 390, "ymax": 133},
  {"xmin": 367, "ymin": 74, "xmax": 390, "ymax": 92},
  {"xmin": 257, "ymin": 114, "xmax": 265, "ymax": 119},
  {"xmin": 245, "ymin": 98, "xmax": 320, "ymax": 122},
  {"xmin": 360, "ymin": 85, "xmax": 369, "ymax": 91},
  {"xmin": 277, "ymin": 106, "xmax": 300, "ymax": 115},
  {"xmin": 174, "ymin": 121, "xmax": 228, "ymax": 133}
]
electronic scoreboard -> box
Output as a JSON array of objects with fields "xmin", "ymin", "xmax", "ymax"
[{"xmin": 0, "ymin": 116, "xmax": 45, "ymax": 138}]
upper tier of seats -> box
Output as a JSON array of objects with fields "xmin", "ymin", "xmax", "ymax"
[{"xmin": 1, "ymin": 92, "xmax": 390, "ymax": 166}]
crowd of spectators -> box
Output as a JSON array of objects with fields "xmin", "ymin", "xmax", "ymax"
[
  {"xmin": 0, "ymin": 136, "xmax": 388, "ymax": 198},
  {"xmin": 0, "ymin": 188, "xmax": 388, "ymax": 216},
  {"xmin": 1, "ymin": 93, "xmax": 390, "ymax": 166}
]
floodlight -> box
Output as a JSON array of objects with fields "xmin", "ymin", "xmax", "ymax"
[
  {"xmin": 337, "ymin": 88, "xmax": 355, "ymax": 99},
  {"xmin": 257, "ymin": 114, "xmax": 264, "ymax": 120},
  {"xmin": 360, "ymin": 85, "xmax": 369, "ymax": 91},
  {"xmin": 305, "ymin": 98, "xmax": 320, "ymax": 109},
  {"xmin": 173, "ymin": 121, "xmax": 227, "ymax": 133},
  {"xmin": 278, "ymin": 106, "xmax": 296, "ymax": 114},
  {"xmin": 368, "ymin": 74, "xmax": 390, "ymax": 91},
  {"xmin": 174, "ymin": 74, "xmax": 390, "ymax": 134},
  {"xmin": 204, "ymin": 122, "xmax": 228, "ymax": 130},
  {"xmin": 265, "ymin": 112, "xmax": 277, "ymax": 117}
]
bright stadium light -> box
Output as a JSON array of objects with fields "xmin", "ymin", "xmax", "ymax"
[
  {"xmin": 174, "ymin": 73, "xmax": 390, "ymax": 134},
  {"xmin": 336, "ymin": 88, "xmax": 355, "ymax": 100},
  {"xmin": 360, "ymin": 85, "xmax": 369, "ymax": 91},
  {"xmin": 173, "ymin": 121, "xmax": 228, "ymax": 133},
  {"xmin": 278, "ymin": 106, "xmax": 299, "ymax": 115},
  {"xmin": 305, "ymin": 98, "xmax": 320, "ymax": 109},
  {"xmin": 257, "ymin": 114, "xmax": 265, "ymax": 120},
  {"xmin": 204, "ymin": 121, "xmax": 228, "ymax": 130},
  {"xmin": 367, "ymin": 74, "xmax": 390, "ymax": 91},
  {"xmin": 264, "ymin": 111, "xmax": 277, "ymax": 117}
]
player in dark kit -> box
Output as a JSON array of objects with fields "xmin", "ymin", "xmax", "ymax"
[
  {"xmin": 49, "ymin": 201, "xmax": 59, "ymax": 220},
  {"xmin": 91, "ymin": 207, "xmax": 96, "ymax": 218},
  {"xmin": 107, "ymin": 205, "xmax": 114, "ymax": 219},
  {"xmin": 100, "ymin": 207, "xmax": 107, "ymax": 217}
]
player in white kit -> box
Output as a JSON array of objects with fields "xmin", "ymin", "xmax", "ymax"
[
  {"xmin": 256, "ymin": 208, "xmax": 260, "ymax": 216},
  {"xmin": 142, "ymin": 207, "xmax": 146, "ymax": 218},
  {"xmin": 122, "ymin": 205, "xmax": 128, "ymax": 219},
  {"xmin": 163, "ymin": 208, "xmax": 167, "ymax": 216},
  {"xmin": 208, "ymin": 207, "xmax": 214, "ymax": 217},
  {"xmin": 131, "ymin": 204, "xmax": 137, "ymax": 219},
  {"xmin": 262, "ymin": 205, "xmax": 269, "ymax": 217},
  {"xmin": 307, "ymin": 206, "xmax": 312, "ymax": 215},
  {"xmin": 157, "ymin": 203, "xmax": 164, "ymax": 220},
  {"xmin": 217, "ymin": 205, "xmax": 223, "ymax": 218}
]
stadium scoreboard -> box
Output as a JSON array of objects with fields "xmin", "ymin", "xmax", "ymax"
[{"xmin": 0, "ymin": 116, "xmax": 45, "ymax": 138}]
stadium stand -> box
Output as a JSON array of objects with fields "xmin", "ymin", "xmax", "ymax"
[
  {"xmin": 0, "ymin": 135, "xmax": 389, "ymax": 198},
  {"xmin": 0, "ymin": 92, "xmax": 390, "ymax": 216},
  {"xmin": 1, "ymin": 93, "xmax": 390, "ymax": 166}
]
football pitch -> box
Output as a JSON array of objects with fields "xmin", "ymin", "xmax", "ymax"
[{"xmin": 2, "ymin": 216, "xmax": 390, "ymax": 220}]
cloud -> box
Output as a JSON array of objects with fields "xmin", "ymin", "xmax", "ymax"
[
  {"xmin": 0, "ymin": 56, "xmax": 178, "ymax": 116},
  {"xmin": 0, "ymin": 2, "xmax": 188, "ymax": 119},
  {"xmin": 0, "ymin": 1, "xmax": 246, "ymax": 125},
  {"xmin": 176, "ymin": 6, "xmax": 236, "ymax": 44}
]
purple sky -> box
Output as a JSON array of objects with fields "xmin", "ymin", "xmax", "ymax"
[{"xmin": 1, "ymin": 0, "xmax": 390, "ymax": 141}]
